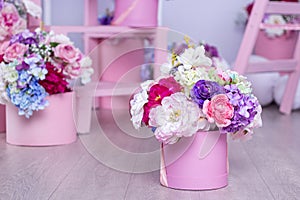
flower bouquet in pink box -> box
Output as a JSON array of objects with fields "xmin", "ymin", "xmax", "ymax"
[
  {"xmin": 0, "ymin": 28, "xmax": 93, "ymax": 146},
  {"xmin": 0, "ymin": 0, "xmax": 41, "ymax": 132},
  {"xmin": 129, "ymin": 41, "xmax": 262, "ymax": 190}
]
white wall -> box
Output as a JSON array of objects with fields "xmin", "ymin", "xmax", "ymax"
[
  {"xmin": 46, "ymin": 0, "xmax": 251, "ymax": 63},
  {"xmin": 161, "ymin": 0, "xmax": 251, "ymax": 63}
]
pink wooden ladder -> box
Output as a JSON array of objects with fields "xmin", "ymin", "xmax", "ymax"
[{"xmin": 233, "ymin": 0, "xmax": 300, "ymax": 114}]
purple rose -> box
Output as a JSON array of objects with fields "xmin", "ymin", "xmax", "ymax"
[{"xmin": 191, "ymin": 80, "xmax": 224, "ymax": 108}]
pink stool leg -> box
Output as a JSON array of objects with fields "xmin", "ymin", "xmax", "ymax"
[{"xmin": 75, "ymin": 95, "xmax": 93, "ymax": 134}]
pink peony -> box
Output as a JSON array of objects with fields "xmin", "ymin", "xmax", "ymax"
[
  {"xmin": 3, "ymin": 42, "xmax": 27, "ymax": 62},
  {"xmin": 203, "ymin": 94, "xmax": 234, "ymax": 127},
  {"xmin": 0, "ymin": 3, "xmax": 26, "ymax": 41},
  {"xmin": 53, "ymin": 43, "xmax": 82, "ymax": 64}
]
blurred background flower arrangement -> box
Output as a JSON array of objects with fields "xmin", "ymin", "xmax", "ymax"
[
  {"xmin": 236, "ymin": 0, "xmax": 300, "ymax": 38},
  {"xmin": 0, "ymin": 28, "xmax": 94, "ymax": 118},
  {"xmin": 130, "ymin": 39, "xmax": 262, "ymax": 145}
]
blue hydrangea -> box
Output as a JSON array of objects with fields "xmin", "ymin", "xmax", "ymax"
[{"xmin": 7, "ymin": 77, "xmax": 49, "ymax": 118}]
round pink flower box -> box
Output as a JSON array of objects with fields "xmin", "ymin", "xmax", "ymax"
[
  {"xmin": 254, "ymin": 30, "xmax": 298, "ymax": 59},
  {"xmin": 6, "ymin": 92, "xmax": 77, "ymax": 146},
  {"xmin": 112, "ymin": 0, "xmax": 158, "ymax": 27},
  {"xmin": 160, "ymin": 131, "xmax": 228, "ymax": 190}
]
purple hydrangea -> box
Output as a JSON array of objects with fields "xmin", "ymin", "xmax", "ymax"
[
  {"xmin": 191, "ymin": 80, "xmax": 224, "ymax": 108},
  {"xmin": 221, "ymin": 85, "xmax": 260, "ymax": 134}
]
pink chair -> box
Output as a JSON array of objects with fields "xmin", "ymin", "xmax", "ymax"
[
  {"xmin": 233, "ymin": 0, "xmax": 300, "ymax": 114},
  {"xmin": 49, "ymin": 0, "xmax": 168, "ymax": 134}
]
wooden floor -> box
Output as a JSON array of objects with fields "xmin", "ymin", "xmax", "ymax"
[{"xmin": 0, "ymin": 104, "xmax": 300, "ymax": 200}]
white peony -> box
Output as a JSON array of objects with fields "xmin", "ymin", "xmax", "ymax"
[
  {"xmin": 177, "ymin": 46, "xmax": 212, "ymax": 69},
  {"xmin": 130, "ymin": 89, "xmax": 149, "ymax": 129},
  {"xmin": 140, "ymin": 79, "xmax": 155, "ymax": 90},
  {"xmin": 148, "ymin": 92, "xmax": 201, "ymax": 144}
]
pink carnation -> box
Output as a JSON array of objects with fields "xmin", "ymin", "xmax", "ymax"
[
  {"xmin": 203, "ymin": 94, "xmax": 234, "ymax": 127},
  {"xmin": 54, "ymin": 43, "xmax": 82, "ymax": 64},
  {"xmin": 3, "ymin": 42, "xmax": 27, "ymax": 62}
]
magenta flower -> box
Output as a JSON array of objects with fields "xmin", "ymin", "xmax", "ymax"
[{"xmin": 142, "ymin": 84, "xmax": 173, "ymax": 125}]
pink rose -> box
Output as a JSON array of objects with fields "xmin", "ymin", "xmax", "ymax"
[
  {"xmin": 3, "ymin": 42, "xmax": 27, "ymax": 62},
  {"xmin": 54, "ymin": 44, "xmax": 82, "ymax": 64},
  {"xmin": 203, "ymin": 94, "xmax": 234, "ymax": 127}
]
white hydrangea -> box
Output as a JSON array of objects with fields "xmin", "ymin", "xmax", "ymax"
[{"xmin": 174, "ymin": 67, "xmax": 209, "ymax": 95}]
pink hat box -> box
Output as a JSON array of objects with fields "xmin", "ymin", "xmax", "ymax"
[
  {"xmin": 254, "ymin": 30, "xmax": 298, "ymax": 60},
  {"xmin": 112, "ymin": 0, "xmax": 158, "ymax": 27},
  {"xmin": 6, "ymin": 92, "xmax": 77, "ymax": 146},
  {"xmin": 160, "ymin": 130, "xmax": 228, "ymax": 190}
]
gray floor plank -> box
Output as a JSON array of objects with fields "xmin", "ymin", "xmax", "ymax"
[
  {"xmin": 0, "ymin": 135, "xmax": 85, "ymax": 200},
  {"xmin": 48, "ymin": 154, "xmax": 132, "ymax": 200},
  {"xmin": 198, "ymin": 140, "xmax": 274, "ymax": 200},
  {"xmin": 124, "ymin": 171, "xmax": 201, "ymax": 200},
  {"xmin": 242, "ymin": 105, "xmax": 300, "ymax": 200}
]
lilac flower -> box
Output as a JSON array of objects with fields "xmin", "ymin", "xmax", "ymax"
[
  {"xmin": 221, "ymin": 86, "xmax": 260, "ymax": 134},
  {"xmin": 224, "ymin": 85, "xmax": 241, "ymax": 106},
  {"xmin": 0, "ymin": 0, "xmax": 4, "ymax": 10},
  {"xmin": 10, "ymin": 30, "xmax": 38, "ymax": 45},
  {"xmin": 191, "ymin": 80, "xmax": 224, "ymax": 108},
  {"xmin": 15, "ymin": 61, "xmax": 30, "ymax": 71},
  {"xmin": 21, "ymin": 30, "xmax": 38, "ymax": 45}
]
